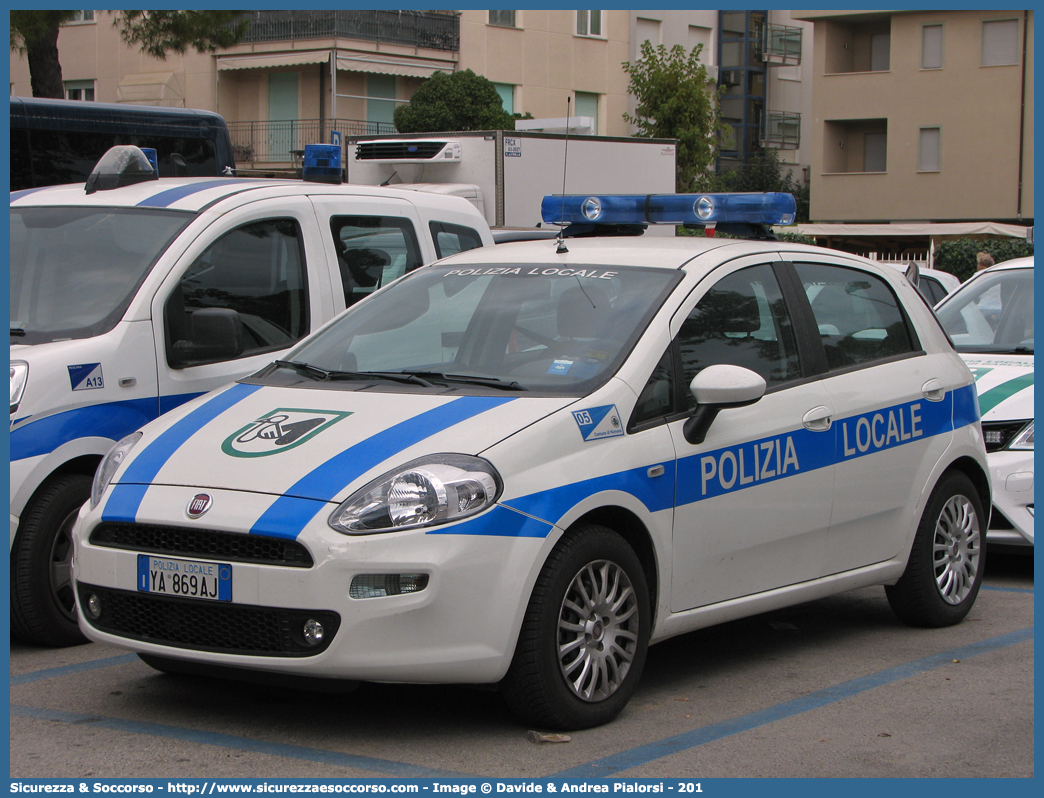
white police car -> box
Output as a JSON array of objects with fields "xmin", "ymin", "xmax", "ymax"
[
  {"xmin": 10, "ymin": 144, "xmax": 493, "ymax": 646},
  {"xmin": 934, "ymin": 256, "xmax": 1033, "ymax": 548},
  {"xmin": 73, "ymin": 193, "xmax": 990, "ymax": 729}
]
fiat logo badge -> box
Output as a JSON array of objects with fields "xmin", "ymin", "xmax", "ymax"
[{"xmin": 187, "ymin": 493, "xmax": 213, "ymax": 518}]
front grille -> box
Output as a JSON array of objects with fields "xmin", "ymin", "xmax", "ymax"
[
  {"xmin": 78, "ymin": 584, "xmax": 339, "ymax": 657},
  {"xmin": 981, "ymin": 420, "xmax": 1030, "ymax": 453},
  {"xmin": 90, "ymin": 522, "xmax": 313, "ymax": 567}
]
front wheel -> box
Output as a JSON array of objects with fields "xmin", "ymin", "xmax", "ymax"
[
  {"xmin": 501, "ymin": 524, "xmax": 650, "ymax": 730},
  {"xmin": 886, "ymin": 470, "xmax": 986, "ymax": 627},
  {"xmin": 11, "ymin": 473, "xmax": 92, "ymax": 647}
]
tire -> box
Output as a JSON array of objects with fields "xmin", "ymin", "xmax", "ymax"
[
  {"xmin": 501, "ymin": 524, "xmax": 650, "ymax": 730},
  {"xmin": 11, "ymin": 474, "xmax": 92, "ymax": 647},
  {"xmin": 886, "ymin": 470, "xmax": 986, "ymax": 628}
]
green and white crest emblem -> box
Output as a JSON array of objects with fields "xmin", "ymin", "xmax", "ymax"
[{"xmin": 221, "ymin": 408, "xmax": 352, "ymax": 458}]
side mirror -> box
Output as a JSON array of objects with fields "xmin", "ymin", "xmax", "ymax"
[
  {"xmin": 682, "ymin": 364, "xmax": 766, "ymax": 445},
  {"xmin": 904, "ymin": 262, "xmax": 920, "ymax": 288},
  {"xmin": 172, "ymin": 308, "xmax": 245, "ymax": 366}
]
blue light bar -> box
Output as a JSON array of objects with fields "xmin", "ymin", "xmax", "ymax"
[
  {"xmin": 541, "ymin": 193, "xmax": 797, "ymax": 227},
  {"xmin": 302, "ymin": 143, "xmax": 343, "ymax": 184}
]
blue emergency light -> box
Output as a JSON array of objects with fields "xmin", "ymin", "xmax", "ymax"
[
  {"xmin": 84, "ymin": 145, "xmax": 160, "ymax": 194},
  {"xmin": 540, "ymin": 193, "xmax": 797, "ymax": 227},
  {"xmin": 302, "ymin": 143, "xmax": 343, "ymax": 184}
]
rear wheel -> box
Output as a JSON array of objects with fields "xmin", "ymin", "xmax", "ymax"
[
  {"xmin": 11, "ymin": 474, "xmax": 92, "ymax": 647},
  {"xmin": 501, "ymin": 524, "xmax": 650, "ymax": 730},
  {"xmin": 886, "ymin": 471, "xmax": 986, "ymax": 627}
]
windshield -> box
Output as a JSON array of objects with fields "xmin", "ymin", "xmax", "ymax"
[
  {"xmin": 935, "ymin": 268, "xmax": 1034, "ymax": 355},
  {"xmin": 10, "ymin": 206, "xmax": 193, "ymax": 344},
  {"xmin": 275, "ymin": 262, "xmax": 681, "ymax": 394}
]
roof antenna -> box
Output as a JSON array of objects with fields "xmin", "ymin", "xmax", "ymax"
[{"xmin": 555, "ymin": 97, "xmax": 571, "ymax": 254}]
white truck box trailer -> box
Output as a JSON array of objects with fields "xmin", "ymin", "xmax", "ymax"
[{"xmin": 344, "ymin": 130, "xmax": 677, "ymax": 232}]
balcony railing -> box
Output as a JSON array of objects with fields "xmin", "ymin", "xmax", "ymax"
[
  {"xmin": 228, "ymin": 119, "xmax": 396, "ymax": 164},
  {"xmin": 764, "ymin": 24, "xmax": 802, "ymax": 65},
  {"xmin": 763, "ymin": 111, "xmax": 801, "ymax": 149},
  {"xmin": 232, "ymin": 10, "xmax": 460, "ymax": 52}
]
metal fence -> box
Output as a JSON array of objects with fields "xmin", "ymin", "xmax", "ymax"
[
  {"xmin": 227, "ymin": 119, "xmax": 396, "ymax": 164},
  {"xmin": 232, "ymin": 10, "xmax": 460, "ymax": 51}
]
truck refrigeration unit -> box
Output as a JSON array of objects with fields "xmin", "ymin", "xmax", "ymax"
[{"xmin": 344, "ymin": 130, "xmax": 678, "ymax": 234}]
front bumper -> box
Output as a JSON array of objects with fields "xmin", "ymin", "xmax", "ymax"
[
  {"xmin": 985, "ymin": 450, "xmax": 1034, "ymax": 546},
  {"xmin": 74, "ymin": 486, "xmax": 552, "ymax": 684}
]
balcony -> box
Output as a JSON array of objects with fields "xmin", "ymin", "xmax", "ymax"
[
  {"xmin": 764, "ymin": 24, "xmax": 802, "ymax": 66},
  {"xmin": 228, "ymin": 119, "xmax": 396, "ymax": 165},
  {"xmin": 232, "ymin": 10, "xmax": 460, "ymax": 52},
  {"xmin": 763, "ymin": 111, "xmax": 801, "ymax": 149}
]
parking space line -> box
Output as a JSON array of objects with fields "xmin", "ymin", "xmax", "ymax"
[
  {"xmin": 553, "ymin": 627, "xmax": 1034, "ymax": 778},
  {"xmin": 982, "ymin": 585, "xmax": 1033, "ymax": 593},
  {"xmin": 10, "ymin": 654, "xmax": 140, "ymax": 686},
  {"xmin": 10, "ymin": 704, "xmax": 468, "ymax": 778}
]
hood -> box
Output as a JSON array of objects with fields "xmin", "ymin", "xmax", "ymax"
[
  {"xmin": 112, "ymin": 382, "xmax": 573, "ymax": 503},
  {"xmin": 960, "ymin": 354, "xmax": 1034, "ymax": 421}
]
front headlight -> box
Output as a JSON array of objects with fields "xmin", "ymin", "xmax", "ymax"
[
  {"xmin": 1010, "ymin": 421, "xmax": 1034, "ymax": 451},
  {"xmin": 91, "ymin": 432, "xmax": 142, "ymax": 508},
  {"xmin": 329, "ymin": 454, "xmax": 502, "ymax": 534},
  {"xmin": 10, "ymin": 361, "xmax": 28, "ymax": 414}
]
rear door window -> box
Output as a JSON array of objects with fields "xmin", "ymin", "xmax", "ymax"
[{"xmin": 330, "ymin": 216, "xmax": 423, "ymax": 308}]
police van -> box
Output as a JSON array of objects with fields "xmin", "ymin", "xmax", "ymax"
[
  {"xmin": 72, "ymin": 192, "xmax": 990, "ymax": 730},
  {"xmin": 934, "ymin": 256, "xmax": 1033, "ymax": 549},
  {"xmin": 10, "ymin": 145, "xmax": 494, "ymax": 646}
]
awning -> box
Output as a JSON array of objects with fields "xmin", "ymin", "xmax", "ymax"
[
  {"xmin": 217, "ymin": 51, "xmax": 330, "ymax": 71},
  {"xmin": 117, "ymin": 72, "xmax": 184, "ymax": 106},
  {"xmin": 788, "ymin": 222, "xmax": 1031, "ymax": 239},
  {"xmin": 335, "ymin": 52, "xmax": 453, "ymax": 79}
]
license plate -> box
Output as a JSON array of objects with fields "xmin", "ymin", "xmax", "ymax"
[{"xmin": 137, "ymin": 554, "xmax": 232, "ymax": 601}]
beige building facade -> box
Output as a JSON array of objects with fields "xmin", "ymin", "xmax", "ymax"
[{"xmin": 793, "ymin": 9, "xmax": 1033, "ymax": 224}]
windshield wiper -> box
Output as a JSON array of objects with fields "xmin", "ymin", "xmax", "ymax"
[
  {"xmin": 405, "ymin": 371, "xmax": 527, "ymax": 391},
  {"xmin": 273, "ymin": 360, "xmax": 434, "ymax": 386},
  {"xmin": 10, "ymin": 328, "xmax": 26, "ymax": 337}
]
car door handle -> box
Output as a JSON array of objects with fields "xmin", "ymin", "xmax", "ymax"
[
  {"xmin": 922, "ymin": 379, "xmax": 946, "ymax": 402},
  {"xmin": 802, "ymin": 406, "xmax": 832, "ymax": 431}
]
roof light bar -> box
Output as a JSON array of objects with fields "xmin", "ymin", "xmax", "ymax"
[
  {"xmin": 541, "ymin": 193, "xmax": 797, "ymax": 227},
  {"xmin": 84, "ymin": 145, "xmax": 159, "ymax": 194},
  {"xmin": 302, "ymin": 143, "xmax": 343, "ymax": 184}
]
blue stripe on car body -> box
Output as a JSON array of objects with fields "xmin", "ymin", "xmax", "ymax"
[
  {"xmin": 250, "ymin": 396, "xmax": 515, "ymax": 540},
  {"xmin": 101, "ymin": 383, "xmax": 262, "ymax": 522},
  {"xmin": 135, "ymin": 179, "xmax": 267, "ymax": 208}
]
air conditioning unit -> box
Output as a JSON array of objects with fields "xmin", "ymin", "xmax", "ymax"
[{"xmin": 354, "ymin": 140, "xmax": 462, "ymax": 164}]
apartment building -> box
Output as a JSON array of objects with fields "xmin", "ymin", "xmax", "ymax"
[{"xmin": 792, "ymin": 9, "xmax": 1033, "ymax": 224}]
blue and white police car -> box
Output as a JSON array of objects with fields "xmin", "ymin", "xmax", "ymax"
[
  {"xmin": 73, "ymin": 193, "xmax": 990, "ymax": 729},
  {"xmin": 10, "ymin": 144, "xmax": 493, "ymax": 647},
  {"xmin": 935, "ymin": 256, "xmax": 1033, "ymax": 549}
]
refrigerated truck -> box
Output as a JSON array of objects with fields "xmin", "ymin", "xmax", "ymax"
[{"xmin": 344, "ymin": 130, "xmax": 677, "ymax": 232}]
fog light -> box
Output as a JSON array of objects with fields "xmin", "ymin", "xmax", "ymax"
[
  {"xmin": 87, "ymin": 593, "xmax": 102, "ymax": 619},
  {"xmin": 302, "ymin": 619, "xmax": 324, "ymax": 646},
  {"xmin": 350, "ymin": 573, "xmax": 429, "ymax": 599}
]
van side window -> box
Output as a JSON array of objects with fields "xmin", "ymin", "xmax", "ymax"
[
  {"xmin": 678, "ymin": 264, "xmax": 801, "ymax": 409},
  {"xmin": 330, "ymin": 216, "xmax": 423, "ymax": 308},
  {"xmin": 429, "ymin": 221, "xmax": 484, "ymax": 258},
  {"xmin": 165, "ymin": 218, "xmax": 309, "ymax": 368},
  {"xmin": 795, "ymin": 262, "xmax": 916, "ymax": 371}
]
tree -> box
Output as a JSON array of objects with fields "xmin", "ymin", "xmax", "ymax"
[
  {"xmin": 933, "ymin": 238, "xmax": 1034, "ymax": 281},
  {"xmin": 11, "ymin": 10, "xmax": 247, "ymax": 99},
  {"xmin": 394, "ymin": 69, "xmax": 515, "ymax": 133},
  {"xmin": 623, "ymin": 41, "xmax": 726, "ymax": 193},
  {"xmin": 708, "ymin": 147, "xmax": 811, "ymax": 223}
]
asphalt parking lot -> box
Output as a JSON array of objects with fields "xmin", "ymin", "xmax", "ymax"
[{"xmin": 10, "ymin": 550, "xmax": 1033, "ymax": 780}]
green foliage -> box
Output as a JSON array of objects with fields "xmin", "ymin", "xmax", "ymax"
[
  {"xmin": 115, "ymin": 11, "xmax": 248, "ymax": 59},
  {"xmin": 623, "ymin": 41, "xmax": 726, "ymax": 193},
  {"xmin": 10, "ymin": 11, "xmax": 76, "ymax": 52},
  {"xmin": 933, "ymin": 238, "xmax": 1034, "ymax": 282},
  {"xmin": 394, "ymin": 70, "xmax": 515, "ymax": 133},
  {"xmin": 708, "ymin": 148, "xmax": 811, "ymax": 223}
]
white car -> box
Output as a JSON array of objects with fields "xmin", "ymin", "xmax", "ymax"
[
  {"xmin": 73, "ymin": 192, "xmax": 990, "ymax": 730},
  {"xmin": 10, "ymin": 145, "xmax": 493, "ymax": 647},
  {"xmin": 934, "ymin": 257, "xmax": 1033, "ymax": 548}
]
